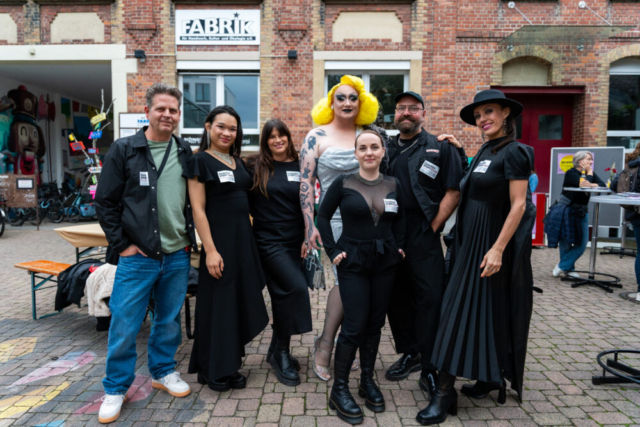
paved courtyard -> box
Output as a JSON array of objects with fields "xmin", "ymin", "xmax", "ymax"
[{"xmin": 0, "ymin": 221, "xmax": 639, "ymax": 426}]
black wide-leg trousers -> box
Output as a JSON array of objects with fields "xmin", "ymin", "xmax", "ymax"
[{"xmin": 387, "ymin": 213, "xmax": 446, "ymax": 370}]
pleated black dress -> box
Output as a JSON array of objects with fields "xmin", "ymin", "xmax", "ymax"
[
  {"xmin": 248, "ymin": 160, "xmax": 312, "ymax": 337},
  {"xmin": 432, "ymin": 137, "xmax": 534, "ymax": 393},
  {"xmin": 186, "ymin": 152, "xmax": 269, "ymax": 382}
]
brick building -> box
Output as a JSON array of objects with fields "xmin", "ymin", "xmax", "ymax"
[{"xmin": 0, "ymin": 0, "xmax": 639, "ymax": 192}]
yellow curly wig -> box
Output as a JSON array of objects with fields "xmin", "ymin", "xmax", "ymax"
[{"xmin": 311, "ymin": 75, "xmax": 379, "ymax": 126}]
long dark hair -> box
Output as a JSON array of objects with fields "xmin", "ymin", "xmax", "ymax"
[
  {"xmin": 626, "ymin": 141, "xmax": 640, "ymax": 164},
  {"xmin": 198, "ymin": 105, "xmax": 243, "ymax": 157},
  {"xmin": 248, "ymin": 119, "xmax": 298, "ymax": 197},
  {"xmin": 490, "ymin": 115, "xmax": 517, "ymax": 154}
]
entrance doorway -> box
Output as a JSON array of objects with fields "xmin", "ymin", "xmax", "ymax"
[{"xmin": 495, "ymin": 87, "xmax": 583, "ymax": 194}]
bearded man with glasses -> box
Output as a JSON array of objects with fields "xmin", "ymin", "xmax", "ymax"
[{"xmin": 385, "ymin": 91, "xmax": 466, "ymax": 402}]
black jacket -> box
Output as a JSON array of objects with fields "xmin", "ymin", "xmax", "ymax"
[
  {"xmin": 388, "ymin": 129, "xmax": 464, "ymax": 225},
  {"xmin": 55, "ymin": 259, "xmax": 104, "ymax": 311},
  {"xmin": 95, "ymin": 127, "xmax": 197, "ymax": 260}
]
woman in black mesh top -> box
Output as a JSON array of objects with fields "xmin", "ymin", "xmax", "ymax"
[{"xmin": 317, "ymin": 130, "xmax": 406, "ymax": 424}]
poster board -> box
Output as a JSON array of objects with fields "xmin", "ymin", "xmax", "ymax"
[
  {"xmin": 549, "ymin": 147, "xmax": 624, "ymax": 228},
  {"xmin": 119, "ymin": 113, "xmax": 148, "ymax": 138},
  {"xmin": 0, "ymin": 174, "xmax": 38, "ymax": 208}
]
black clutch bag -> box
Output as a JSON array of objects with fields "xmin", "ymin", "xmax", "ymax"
[{"xmin": 304, "ymin": 250, "xmax": 326, "ymax": 291}]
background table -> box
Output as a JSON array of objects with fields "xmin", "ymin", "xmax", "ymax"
[
  {"xmin": 55, "ymin": 223, "xmax": 108, "ymax": 262},
  {"xmin": 55, "ymin": 223, "xmax": 201, "ymax": 267},
  {"xmin": 560, "ymin": 188, "xmax": 619, "ymax": 292}
]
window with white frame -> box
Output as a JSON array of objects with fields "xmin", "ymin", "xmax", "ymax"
[
  {"xmin": 607, "ymin": 58, "xmax": 640, "ymax": 151},
  {"xmin": 325, "ymin": 66, "xmax": 409, "ymax": 134},
  {"xmin": 180, "ymin": 73, "xmax": 260, "ymax": 147}
]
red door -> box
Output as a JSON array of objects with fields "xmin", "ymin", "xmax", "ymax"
[{"xmin": 508, "ymin": 94, "xmax": 574, "ymax": 194}]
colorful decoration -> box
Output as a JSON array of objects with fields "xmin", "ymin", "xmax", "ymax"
[
  {"xmin": 4, "ymin": 86, "xmax": 46, "ymax": 183},
  {"xmin": 73, "ymin": 375, "xmax": 153, "ymax": 416},
  {"xmin": 88, "ymin": 131, "xmax": 102, "ymax": 140},
  {"xmin": 0, "ymin": 337, "xmax": 38, "ymax": 363},
  {"xmin": 9, "ymin": 351, "xmax": 95, "ymax": 387},
  {"xmin": 0, "ymin": 382, "xmax": 69, "ymax": 419},
  {"xmin": 605, "ymin": 162, "xmax": 617, "ymax": 188}
]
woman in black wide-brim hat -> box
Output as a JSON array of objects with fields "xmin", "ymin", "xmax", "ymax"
[{"xmin": 416, "ymin": 90, "xmax": 537, "ymax": 425}]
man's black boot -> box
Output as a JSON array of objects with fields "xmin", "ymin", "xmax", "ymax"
[
  {"xmin": 385, "ymin": 352, "xmax": 421, "ymax": 381},
  {"xmin": 329, "ymin": 341, "xmax": 363, "ymax": 425},
  {"xmin": 418, "ymin": 369, "xmax": 438, "ymax": 401},
  {"xmin": 267, "ymin": 325, "xmax": 300, "ymax": 371},
  {"xmin": 269, "ymin": 334, "xmax": 301, "ymax": 386},
  {"xmin": 416, "ymin": 371, "xmax": 457, "ymax": 426},
  {"xmin": 357, "ymin": 334, "xmax": 385, "ymax": 412}
]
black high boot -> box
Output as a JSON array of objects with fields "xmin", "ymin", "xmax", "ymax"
[
  {"xmin": 267, "ymin": 325, "xmax": 300, "ymax": 371},
  {"xmin": 357, "ymin": 334, "xmax": 385, "ymax": 412},
  {"xmin": 416, "ymin": 371, "xmax": 458, "ymax": 426},
  {"xmin": 329, "ymin": 341, "xmax": 363, "ymax": 425},
  {"xmin": 269, "ymin": 334, "xmax": 301, "ymax": 386},
  {"xmin": 461, "ymin": 380, "xmax": 506, "ymax": 404}
]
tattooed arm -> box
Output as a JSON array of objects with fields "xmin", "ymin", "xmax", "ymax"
[{"xmin": 300, "ymin": 128, "xmax": 323, "ymax": 250}]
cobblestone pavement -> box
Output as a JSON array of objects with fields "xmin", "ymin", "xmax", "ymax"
[{"xmin": 0, "ymin": 221, "xmax": 639, "ymax": 426}]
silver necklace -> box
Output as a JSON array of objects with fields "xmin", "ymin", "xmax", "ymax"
[
  {"xmin": 400, "ymin": 138, "xmax": 418, "ymax": 154},
  {"xmin": 211, "ymin": 149, "xmax": 233, "ymax": 166}
]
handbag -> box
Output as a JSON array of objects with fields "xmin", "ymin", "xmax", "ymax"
[{"xmin": 304, "ymin": 249, "xmax": 326, "ymax": 291}]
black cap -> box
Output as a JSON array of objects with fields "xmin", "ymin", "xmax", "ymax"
[
  {"xmin": 394, "ymin": 91, "xmax": 424, "ymax": 108},
  {"xmin": 459, "ymin": 89, "xmax": 523, "ymax": 126}
]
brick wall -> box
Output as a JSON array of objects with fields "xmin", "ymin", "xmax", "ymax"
[
  {"xmin": 0, "ymin": 6, "xmax": 24, "ymax": 45},
  {"xmin": 9, "ymin": 0, "xmax": 640, "ymax": 154}
]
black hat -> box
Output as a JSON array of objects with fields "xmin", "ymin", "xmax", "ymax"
[
  {"xmin": 394, "ymin": 91, "xmax": 424, "ymax": 108},
  {"xmin": 459, "ymin": 89, "xmax": 523, "ymax": 126}
]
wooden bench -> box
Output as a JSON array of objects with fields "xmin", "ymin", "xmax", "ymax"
[{"xmin": 14, "ymin": 260, "xmax": 72, "ymax": 320}]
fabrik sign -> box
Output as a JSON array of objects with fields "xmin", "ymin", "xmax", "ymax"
[{"xmin": 176, "ymin": 10, "xmax": 260, "ymax": 45}]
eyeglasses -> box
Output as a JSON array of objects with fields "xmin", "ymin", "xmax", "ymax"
[{"xmin": 395, "ymin": 106, "xmax": 423, "ymax": 114}]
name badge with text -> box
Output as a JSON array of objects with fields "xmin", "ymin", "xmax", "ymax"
[
  {"xmin": 218, "ymin": 170, "xmax": 235, "ymax": 183},
  {"xmin": 383, "ymin": 198, "xmax": 399, "ymax": 213},
  {"xmin": 473, "ymin": 160, "xmax": 491, "ymax": 173},
  {"xmin": 420, "ymin": 160, "xmax": 439, "ymax": 179},
  {"xmin": 140, "ymin": 171, "xmax": 149, "ymax": 186},
  {"xmin": 287, "ymin": 171, "xmax": 301, "ymax": 182}
]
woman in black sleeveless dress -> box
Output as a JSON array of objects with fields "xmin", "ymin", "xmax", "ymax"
[
  {"xmin": 246, "ymin": 119, "xmax": 312, "ymax": 387},
  {"xmin": 187, "ymin": 106, "xmax": 269, "ymax": 392},
  {"xmin": 417, "ymin": 90, "xmax": 536, "ymax": 425}
]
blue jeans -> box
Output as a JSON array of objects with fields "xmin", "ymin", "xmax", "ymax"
[
  {"xmin": 103, "ymin": 250, "xmax": 190, "ymax": 395},
  {"xmin": 630, "ymin": 218, "xmax": 640, "ymax": 293},
  {"xmin": 558, "ymin": 213, "xmax": 589, "ymax": 272}
]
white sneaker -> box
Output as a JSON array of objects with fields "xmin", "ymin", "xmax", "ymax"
[
  {"xmin": 635, "ymin": 292, "xmax": 640, "ymax": 302},
  {"xmin": 98, "ymin": 393, "xmax": 127, "ymax": 424},
  {"xmin": 152, "ymin": 372, "xmax": 191, "ymax": 397},
  {"xmin": 565, "ymin": 271, "xmax": 582, "ymax": 279},
  {"xmin": 552, "ymin": 265, "xmax": 563, "ymax": 277}
]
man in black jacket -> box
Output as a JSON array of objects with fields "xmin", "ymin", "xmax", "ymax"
[
  {"xmin": 95, "ymin": 83, "xmax": 196, "ymax": 424},
  {"xmin": 385, "ymin": 91, "xmax": 464, "ymax": 399}
]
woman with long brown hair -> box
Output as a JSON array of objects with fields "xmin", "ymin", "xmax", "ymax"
[{"xmin": 246, "ymin": 119, "xmax": 312, "ymax": 386}]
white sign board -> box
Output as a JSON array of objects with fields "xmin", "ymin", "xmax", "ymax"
[
  {"xmin": 120, "ymin": 113, "xmax": 149, "ymax": 129},
  {"xmin": 175, "ymin": 10, "xmax": 260, "ymax": 45}
]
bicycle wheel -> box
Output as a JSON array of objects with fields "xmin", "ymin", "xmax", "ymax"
[
  {"xmin": 67, "ymin": 206, "xmax": 80, "ymax": 223},
  {"xmin": 7, "ymin": 208, "xmax": 25, "ymax": 226},
  {"xmin": 28, "ymin": 207, "xmax": 42, "ymax": 226},
  {"xmin": 0, "ymin": 213, "xmax": 5, "ymax": 237},
  {"xmin": 47, "ymin": 199, "xmax": 64, "ymax": 223}
]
